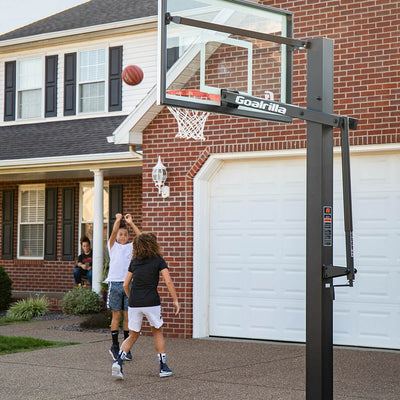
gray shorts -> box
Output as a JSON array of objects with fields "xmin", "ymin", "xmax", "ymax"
[{"xmin": 106, "ymin": 281, "xmax": 129, "ymax": 311}]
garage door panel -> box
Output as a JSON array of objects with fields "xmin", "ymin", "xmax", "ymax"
[
  {"xmin": 210, "ymin": 301, "xmax": 244, "ymax": 335},
  {"xmin": 281, "ymin": 197, "xmax": 306, "ymax": 223},
  {"xmin": 210, "ymin": 298, "xmax": 306, "ymax": 341},
  {"xmin": 282, "ymin": 268, "xmax": 306, "ymax": 299},
  {"xmin": 210, "ymin": 268, "xmax": 245, "ymax": 297},
  {"xmin": 357, "ymin": 271, "xmax": 391, "ymax": 301},
  {"xmin": 211, "ymin": 199, "xmax": 244, "ymax": 225},
  {"xmin": 280, "ymin": 233, "xmax": 306, "ymax": 261},
  {"xmin": 352, "ymin": 156, "xmax": 395, "ymax": 190},
  {"xmin": 334, "ymin": 303, "xmax": 399, "ymax": 348},
  {"xmin": 208, "ymin": 153, "xmax": 400, "ymax": 348},
  {"xmin": 356, "ymin": 233, "xmax": 396, "ymax": 263}
]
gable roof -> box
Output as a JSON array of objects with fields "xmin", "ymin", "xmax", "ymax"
[
  {"xmin": 0, "ymin": 117, "xmax": 129, "ymax": 160},
  {"xmin": 0, "ymin": 0, "xmax": 157, "ymax": 41}
]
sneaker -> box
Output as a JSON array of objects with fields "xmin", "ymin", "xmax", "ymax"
[
  {"xmin": 159, "ymin": 362, "xmax": 172, "ymax": 377},
  {"xmin": 125, "ymin": 351, "xmax": 133, "ymax": 361},
  {"xmin": 109, "ymin": 345, "xmax": 119, "ymax": 361},
  {"xmin": 112, "ymin": 360, "xmax": 123, "ymax": 379}
]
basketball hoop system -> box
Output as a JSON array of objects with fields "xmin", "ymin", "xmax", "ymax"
[{"xmin": 166, "ymin": 90, "xmax": 220, "ymax": 141}]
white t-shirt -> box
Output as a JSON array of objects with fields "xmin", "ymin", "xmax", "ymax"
[{"xmin": 104, "ymin": 241, "xmax": 133, "ymax": 282}]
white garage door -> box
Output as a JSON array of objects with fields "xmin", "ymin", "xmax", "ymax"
[{"xmin": 208, "ymin": 151, "xmax": 400, "ymax": 349}]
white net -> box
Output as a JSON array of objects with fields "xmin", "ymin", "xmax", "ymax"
[{"xmin": 168, "ymin": 106, "xmax": 210, "ymax": 141}]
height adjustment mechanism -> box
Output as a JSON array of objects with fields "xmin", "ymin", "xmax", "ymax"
[{"xmin": 322, "ymin": 264, "xmax": 357, "ymax": 287}]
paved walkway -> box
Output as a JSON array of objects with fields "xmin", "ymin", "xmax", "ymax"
[{"xmin": 0, "ymin": 316, "xmax": 399, "ymax": 400}]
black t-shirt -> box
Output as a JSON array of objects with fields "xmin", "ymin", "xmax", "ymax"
[
  {"xmin": 78, "ymin": 251, "xmax": 92, "ymax": 266},
  {"xmin": 128, "ymin": 256, "xmax": 168, "ymax": 308}
]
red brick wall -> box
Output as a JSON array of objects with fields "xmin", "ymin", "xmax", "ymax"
[
  {"xmin": 141, "ymin": 0, "xmax": 399, "ymax": 338},
  {"xmin": 0, "ymin": 175, "xmax": 142, "ymax": 309}
]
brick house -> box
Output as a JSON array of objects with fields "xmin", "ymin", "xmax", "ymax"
[
  {"xmin": 0, "ymin": 0, "xmax": 150, "ymax": 307},
  {"xmin": 1, "ymin": 0, "xmax": 399, "ymax": 349}
]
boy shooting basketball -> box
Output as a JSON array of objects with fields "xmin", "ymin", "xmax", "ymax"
[{"xmin": 104, "ymin": 213, "xmax": 140, "ymax": 361}]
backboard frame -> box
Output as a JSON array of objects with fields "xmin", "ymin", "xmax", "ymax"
[{"xmin": 157, "ymin": 0, "xmax": 295, "ymax": 123}]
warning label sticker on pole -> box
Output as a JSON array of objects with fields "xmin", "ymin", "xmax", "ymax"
[{"xmin": 323, "ymin": 206, "xmax": 333, "ymax": 246}]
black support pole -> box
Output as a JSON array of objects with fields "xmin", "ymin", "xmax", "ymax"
[{"xmin": 306, "ymin": 38, "xmax": 334, "ymax": 400}]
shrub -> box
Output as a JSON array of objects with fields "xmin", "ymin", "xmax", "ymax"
[
  {"xmin": 0, "ymin": 267, "xmax": 12, "ymax": 311},
  {"xmin": 61, "ymin": 285, "xmax": 102, "ymax": 315},
  {"xmin": 80, "ymin": 310, "xmax": 112, "ymax": 329},
  {"xmin": 101, "ymin": 260, "xmax": 109, "ymax": 294},
  {"xmin": 6, "ymin": 295, "xmax": 49, "ymax": 321}
]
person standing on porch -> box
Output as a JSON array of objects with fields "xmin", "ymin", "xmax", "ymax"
[{"xmin": 104, "ymin": 213, "xmax": 141, "ymax": 362}]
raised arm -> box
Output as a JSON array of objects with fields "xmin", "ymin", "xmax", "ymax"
[
  {"xmin": 109, "ymin": 213, "xmax": 123, "ymax": 249},
  {"xmin": 124, "ymin": 214, "xmax": 141, "ymax": 236},
  {"xmin": 161, "ymin": 268, "xmax": 180, "ymax": 315}
]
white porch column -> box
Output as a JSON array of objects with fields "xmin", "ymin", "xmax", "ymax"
[{"xmin": 91, "ymin": 169, "xmax": 104, "ymax": 294}]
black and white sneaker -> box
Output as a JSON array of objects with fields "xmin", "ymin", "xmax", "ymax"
[
  {"xmin": 159, "ymin": 362, "xmax": 172, "ymax": 377},
  {"xmin": 112, "ymin": 360, "xmax": 123, "ymax": 379},
  {"xmin": 109, "ymin": 345, "xmax": 119, "ymax": 361},
  {"xmin": 125, "ymin": 351, "xmax": 133, "ymax": 361}
]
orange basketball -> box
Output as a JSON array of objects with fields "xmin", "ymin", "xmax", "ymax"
[{"xmin": 122, "ymin": 65, "xmax": 144, "ymax": 86}]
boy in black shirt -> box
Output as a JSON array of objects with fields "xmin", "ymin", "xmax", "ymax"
[{"xmin": 112, "ymin": 233, "xmax": 180, "ymax": 379}]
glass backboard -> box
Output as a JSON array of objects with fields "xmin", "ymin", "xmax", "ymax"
[{"xmin": 158, "ymin": 0, "xmax": 293, "ymax": 123}]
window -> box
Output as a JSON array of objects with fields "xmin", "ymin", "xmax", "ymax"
[
  {"xmin": 79, "ymin": 182, "xmax": 109, "ymax": 247},
  {"xmin": 79, "ymin": 49, "xmax": 105, "ymax": 113},
  {"xmin": 17, "ymin": 58, "xmax": 42, "ymax": 119},
  {"xmin": 18, "ymin": 185, "xmax": 45, "ymax": 259}
]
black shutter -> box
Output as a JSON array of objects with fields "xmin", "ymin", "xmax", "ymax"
[
  {"xmin": 2, "ymin": 189, "xmax": 14, "ymax": 260},
  {"xmin": 62, "ymin": 187, "xmax": 75, "ymax": 261},
  {"xmin": 64, "ymin": 53, "xmax": 76, "ymax": 116},
  {"xmin": 167, "ymin": 46, "xmax": 179, "ymax": 70},
  {"xmin": 108, "ymin": 46, "xmax": 123, "ymax": 112},
  {"xmin": 45, "ymin": 55, "xmax": 58, "ymax": 117},
  {"xmin": 108, "ymin": 185, "xmax": 123, "ymax": 237},
  {"xmin": 4, "ymin": 61, "xmax": 16, "ymax": 121},
  {"xmin": 44, "ymin": 187, "xmax": 58, "ymax": 260}
]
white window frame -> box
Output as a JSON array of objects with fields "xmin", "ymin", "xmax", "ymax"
[
  {"xmin": 78, "ymin": 181, "xmax": 109, "ymax": 248},
  {"xmin": 77, "ymin": 47, "xmax": 108, "ymax": 114},
  {"xmin": 17, "ymin": 184, "xmax": 45, "ymax": 260},
  {"xmin": 16, "ymin": 56, "xmax": 44, "ymax": 120}
]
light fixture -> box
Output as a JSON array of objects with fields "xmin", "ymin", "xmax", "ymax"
[{"xmin": 152, "ymin": 156, "xmax": 170, "ymax": 198}]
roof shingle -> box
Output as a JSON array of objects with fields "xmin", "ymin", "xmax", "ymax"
[
  {"xmin": 0, "ymin": 0, "xmax": 157, "ymax": 41},
  {"xmin": 0, "ymin": 116, "xmax": 129, "ymax": 160}
]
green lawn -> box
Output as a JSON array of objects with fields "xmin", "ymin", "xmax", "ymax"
[
  {"xmin": 0, "ymin": 316, "xmax": 29, "ymax": 326},
  {"xmin": 0, "ymin": 335, "xmax": 78, "ymax": 355}
]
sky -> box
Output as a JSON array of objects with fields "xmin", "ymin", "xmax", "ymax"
[{"xmin": 0, "ymin": 0, "xmax": 88, "ymax": 35}]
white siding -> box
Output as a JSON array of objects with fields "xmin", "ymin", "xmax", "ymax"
[{"xmin": 0, "ymin": 28, "xmax": 158, "ymax": 124}]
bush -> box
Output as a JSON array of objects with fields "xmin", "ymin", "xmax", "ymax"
[
  {"xmin": 0, "ymin": 267, "xmax": 12, "ymax": 311},
  {"xmin": 6, "ymin": 295, "xmax": 49, "ymax": 321},
  {"xmin": 61, "ymin": 285, "xmax": 102, "ymax": 315},
  {"xmin": 80, "ymin": 310, "xmax": 112, "ymax": 329}
]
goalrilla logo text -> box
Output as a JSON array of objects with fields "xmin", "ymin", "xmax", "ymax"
[{"xmin": 234, "ymin": 95, "xmax": 287, "ymax": 115}]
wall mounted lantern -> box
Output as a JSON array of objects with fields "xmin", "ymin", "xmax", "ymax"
[{"xmin": 152, "ymin": 156, "xmax": 170, "ymax": 198}]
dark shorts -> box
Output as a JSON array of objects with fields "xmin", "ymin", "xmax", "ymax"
[{"xmin": 106, "ymin": 282, "xmax": 129, "ymax": 311}]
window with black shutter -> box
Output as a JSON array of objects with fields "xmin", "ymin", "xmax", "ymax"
[
  {"xmin": 109, "ymin": 46, "xmax": 123, "ymax": 112},
  {"xmin": 108, "ymin": 185, "xmax": 123, "ymax": 237},
  {"xmin": 4, "ymin": 61, "xmax": 16, "ymax": 121},
  {"xmin": 45, "ymin": 55, "xmax": 58, "ymax": 117},
  {"xmin": 2, "ymin": 189, "xmax": 14, "ymax": 260},
  {"xmin": 64, "ymin": 53, "xmax": 76, "ymax": 116},
  {"xmin": 44, "ymin": 187, "xmax": 58, "ymax": 260},
  {"xmin": 62, "ymin": 187, "xmax": 75, "ymax": 260}
]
